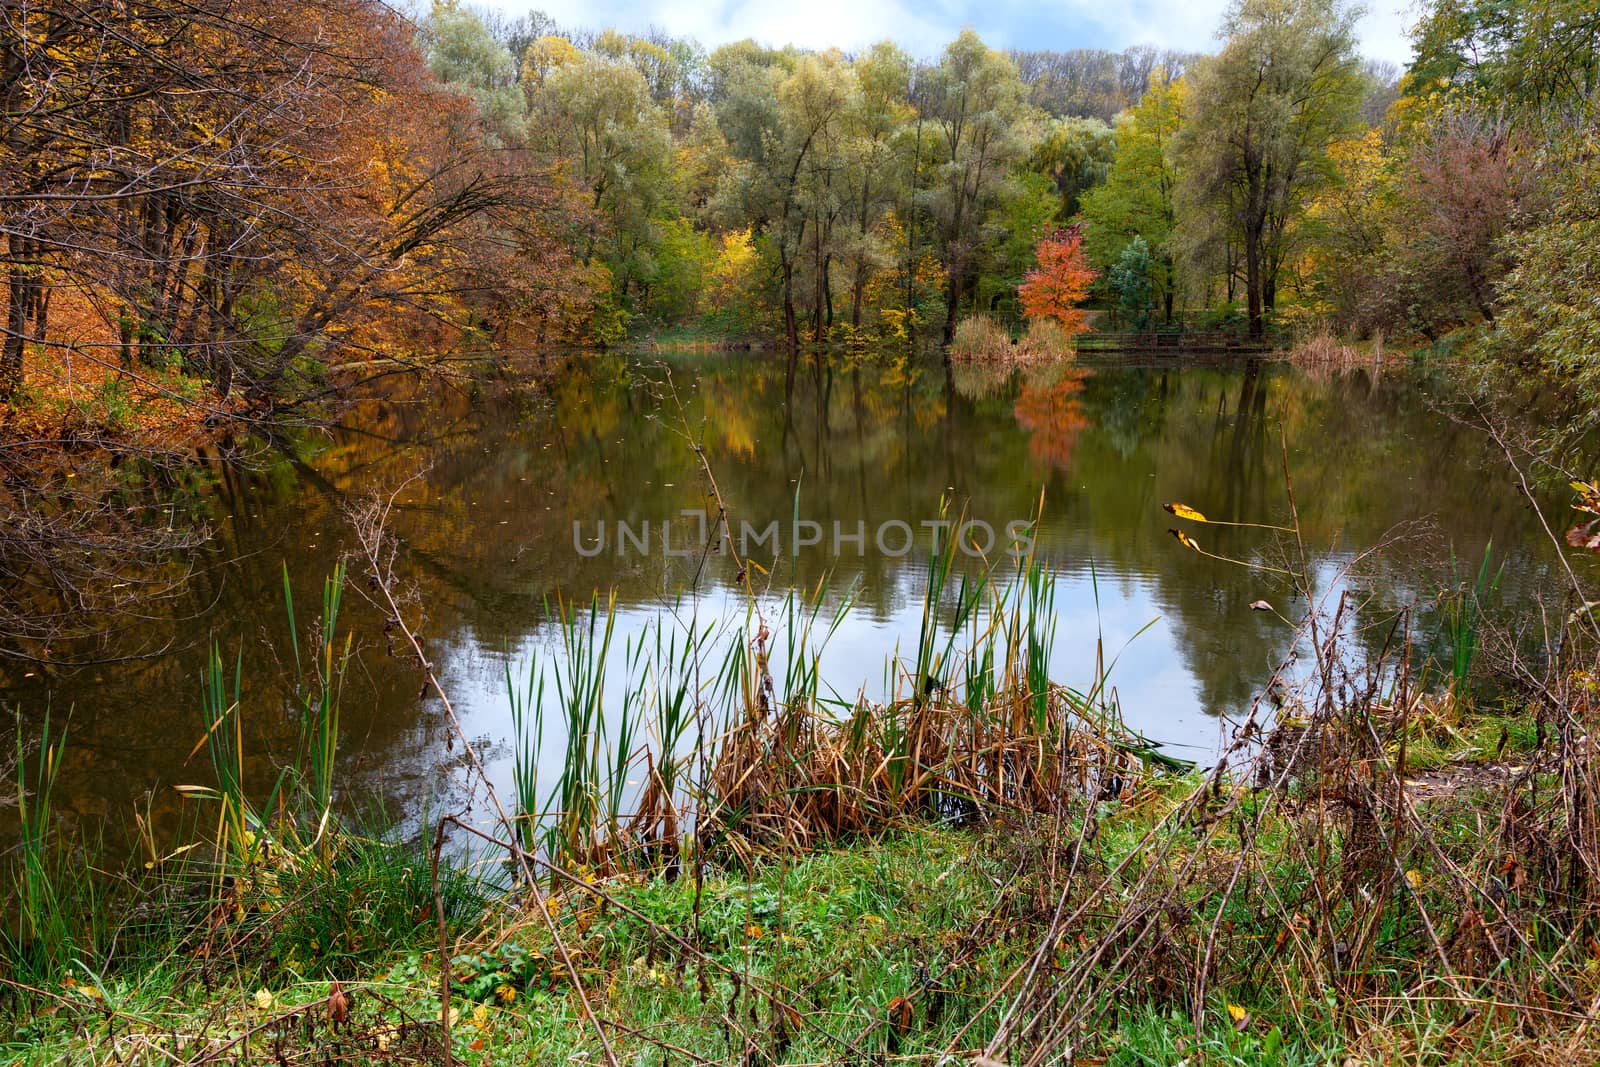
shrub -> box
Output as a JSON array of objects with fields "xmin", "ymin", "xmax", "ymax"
[
  {"xmin": 948, "ymin": 314, "xmax": 1015, "ymax": 362},
  {"xmin": 950, "ymin": 315, "xmax": 1080, "ymax": 363}
]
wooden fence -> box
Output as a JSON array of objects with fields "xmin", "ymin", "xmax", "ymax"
[{"xmin": 1075, "ymin": 330, "xmax": 1271, "ymax": 353}]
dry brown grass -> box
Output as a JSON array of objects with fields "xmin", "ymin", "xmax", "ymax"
[
  {"xmin": 948, "ymin": 316, "xmax": 1081, "ymax": 365},
  {"xmin": 1289, "ymin": 326, "xmax": 1386, "ymax": 377}
]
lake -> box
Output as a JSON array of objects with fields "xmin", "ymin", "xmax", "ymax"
[{"xmin": 0, "ymin": 350, "xmax": 1567, "ymax": 849}]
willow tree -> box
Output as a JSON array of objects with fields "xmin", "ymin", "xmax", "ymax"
[
  {"xmin": 1029, "ymin": 116, "xmax": 1115, "ymax": 218},
  {"xmin": 423, "ymin": 2, "xmax": 526, "ymax": 144},
  {"xmin": 840, "ymin": 43, "xmax": 914, "ymax": 331},
  {"xmin": 1175, "ymin": 0, "xmax": 1362, "ymax": 336},
  {"xmin": 530, "ymin": 51, "xmax": 673, "ymax": 302},
  {"xmin": 785, "ymin": 54, "xmax": 864, "ymax": 343},
  {"xmin": 919, "ymin": 31, "xmax": 1033, "ymax": 344},
  {"xmin": 709, "ymin": 46, "xmax": 853, "ymax": 348},
  {"xmin": 1078, "ymin": 71, "xmax": 1187, "ymax": 322},
  {"xmin": 1409, "ymin": 0, "xmax": 1600, "ymax": 114}
]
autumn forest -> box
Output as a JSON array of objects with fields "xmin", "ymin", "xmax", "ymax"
[
  {"xmin": 5, "ymin": 0, "xmax": 1597, "ymax": 407},
  {"xmin": 8, "ymin": 0, "xmax": 1600, "ymax": 1063}
]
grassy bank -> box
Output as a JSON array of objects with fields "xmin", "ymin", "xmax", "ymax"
[
  {"xmin": 3, "ymin": 818, "xmax": 1333, "ymax": 1065},
  {"xmin": 7, "ymin": 493, "xmax": 1600, "ymax": 1065},
  {"xmin": 6, "ymin": 743, "xmax": 1588, "ymax": 1066}
]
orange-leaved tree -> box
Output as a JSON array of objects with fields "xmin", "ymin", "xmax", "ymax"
[{"xmin": 1018, "ymin": 226, "xmax": 1097, "ymax": 334}]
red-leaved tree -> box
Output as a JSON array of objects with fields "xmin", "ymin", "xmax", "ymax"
[{"xmin": 1018, "ymin": 226, "xmax": 1097, "ymax": 334}]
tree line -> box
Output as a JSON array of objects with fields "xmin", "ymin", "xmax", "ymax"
[
  {"xmin": 2, "ymin": 0, "xmax": 1598, "ymax": 406},
  {"xmin": 423, "ymin": 11, "xmax": 1207, "ymax": 349}
]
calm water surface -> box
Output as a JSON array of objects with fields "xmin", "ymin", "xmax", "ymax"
[{"xmin": 1, "ymin": 351, "xmax": 1568, "ymax": 845}]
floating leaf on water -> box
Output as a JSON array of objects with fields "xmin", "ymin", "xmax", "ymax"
[
  {"xmin": 1567, "ymin": 523, "xmax": 1600, "ymax": 551},
  {"xmin": 1250, "ymin": 600, "xmax": 1273, "ymax": 612},
  {"xmin": 1164, "ymin": 502, "xmax": 1208, "ymax": 522}
]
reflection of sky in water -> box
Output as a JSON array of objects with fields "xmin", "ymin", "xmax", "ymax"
[
  {"xmin": 444, "ymin": 547, "xmax": 1398, "ymax": 827},
  {"xmin": 444, "ymin": 564, "xmax": 1235, "ymax": 822},
  {"xmin": 5, "ymin": 354, "xmax": 1575, "ymax": 853}
]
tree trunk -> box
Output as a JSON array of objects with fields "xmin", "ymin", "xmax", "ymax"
[
  {"xmin": 943, "ymin": 269, "xmax": 961, "ymax": 345},
  {"xmin": 1244, "ymin": 233, "xmax": 1263, "ymax": 339},
  {"xmin": 1, "ymin": 235, "xmax": 38, "ymax": 400},
  {"xmin": 821, "ymin": 254, "xmax": 833, "ymax": 333},
  {"xmin": 1, "ymin": 276, "xmax": 25, "ymax": 401},
  {"xmin": 782, "ymin": 257, "xmax": 799, "ymax": 350},
  {"xmin": 1162, "ymin": 254, "xmax": 1175, "ymax": 324}
]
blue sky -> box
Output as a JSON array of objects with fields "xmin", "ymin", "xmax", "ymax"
[{"xmin": 487, "ymin": 0, "xmax": 1417, "ymax": 70}]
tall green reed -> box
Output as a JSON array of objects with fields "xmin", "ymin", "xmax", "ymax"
[
  {"xmin": 181, "ymin": 564, "xmax": 350, "ymax": 872},
  {"xmin": 6, "ymin": 710, "xmax": 87, "ymax": 981},
  {"xmin": 1439, "ymin": 541, "xmax": 1502, "ymax": 698},
  {"xmin": 545, "ymin": 592, "xmax": 620, "ymax": 871},
  {"xmin": 908, "ymin": 513, "xmax": 989, "ymax": 704},
  {"xmin": 508, "ymin": 654, "xmax": 546, "ymax": 855},
  {"xmin": 282, "ymin": 561, "xmax": 351, "ymax": 845},
  {"xmin": 500, "ymin": 514, "xmax": 1169, "ymax": 872},
  {"xmin": 185, "ymin": 642, "xmax": 261, "ymax": 868}
]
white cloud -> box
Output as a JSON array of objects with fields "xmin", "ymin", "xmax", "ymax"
[
  {"xmin": 485, "ymin": 0, "xmax": 1415, "ymax": 68},
  {"xmin": 1355, "ymin": 0, "xmax": 1419, "ymax": 69}
]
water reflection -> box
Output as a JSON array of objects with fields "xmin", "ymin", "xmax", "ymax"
[{"xmin": 1, "ymin": 351, "xmax": 1563, "ymax": 848}]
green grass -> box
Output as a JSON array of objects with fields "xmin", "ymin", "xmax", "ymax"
[
  {"xmin": 266, "ymin": 828, "xmax": 489, "ymax": 979},
  {"xmin": 1386, "ymin": 701, "xmax": 1541, "ymax": 772},
  {"xmin": 0, "ymin": 824, "xmax": 1339, "ymax": 1065},
  {"xmin": 643, "ymin": 322, "xmax": 771, "ymax": 348},
  {"xmin": 7, "ymin": 550, "xmax": 1596, "ymax": 1066},
  {"xmin": 10, "ymin": 758, "xmax": 1600, "ymax": 1066}
]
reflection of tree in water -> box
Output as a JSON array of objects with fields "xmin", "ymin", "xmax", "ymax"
[
  {"xmin": 11, "ymin": 353, "xmax": 1572, "ymax": 855},
  {"xmin": 948, "ymin": 362, "xmax": 1012, "ymax": 401},
  {"xmin": 1012, "ymin": 366, "xmax": 1094, "ymax": 470},
  {"xmin": 1087, "ymin": 368, "xmax": 1168, "ymax": 460}
]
